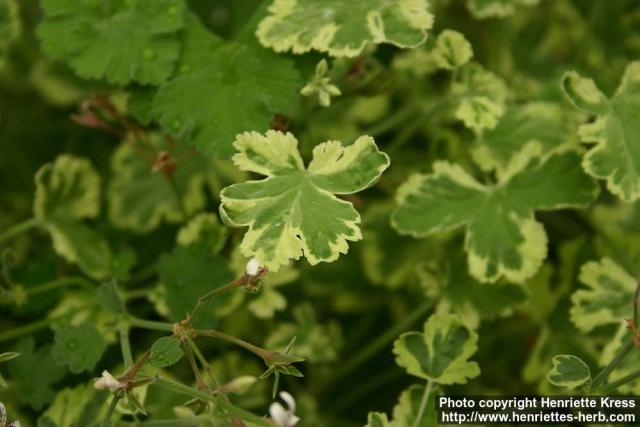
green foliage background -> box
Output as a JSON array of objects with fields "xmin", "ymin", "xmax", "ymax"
[{"xmin": 1, "ymin": 0, "xmax": 640, "ymax": 426}]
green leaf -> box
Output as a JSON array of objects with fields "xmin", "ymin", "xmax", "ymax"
[
  {"xmin": 220, "ymin": 130, "xmax": 390, "ymax": 271},
  {"xmin": 392, "ymin": 313, "xmax": 480, "ymax": 384},
  {"xmin": 177, "ymin": 213, "xmax": 228, "ymax": 255},
  {"xmin": 365, "ymin": 412, "xmax": 390, "ymax": 427},
  {"xmin": 52, "ymin": 324, "xmax": 107, "ymax": 374},
  {"xmin": 570, "ymin": 258, "xmax": 636, "ymax": 333},
  {"xmin": 149, "ymin": 337, "xmax": 184, "ymax": 368},
  {"xmin": 8, "ymin": 338, "xmax": 66, "ymax": 410},
  {"xmin": 466, "ymin": 0, "xmax": 539, "ymax": 19},
  {"xmin": 392, "ymin": 144, "xmax": 598, "ymax": 283},
  {"xmin": 248, "ymin": 287, "xmax": 287, "ymax": 318},
  {"xmin": 256, "ymin": 0, "xmax": 434, "ymax": 57},
  {"xmin": 432, "ymin": 30, "xmax": 473, "ymax": 70},
  {"xmin": 157, "ymin": 243, "xmax": 234, "ymax": 327},
  {"xmin": 152, "ymin": 14, "xmax": 302, "ymax": 158},
  {"xmin": 37, "ymin": 384, "xmax": 108, "ymax": 427},
  {"xmin": 108, "ymin": 139, "xmax": 213, "ymax": 233},
  {"xmin": 36, "ymin": 0, "xmax": 186, "ymax": 85},
  {"xmin": 34, "ymin": 155, "xmax": 112, "ymax": 279},
  {"xmin": 453, "ymin": 63, "xmax": 507, "ymax": 132},
  {"xmin": 562, "ymin": 62, "xmax": 640, "ymax": 202},
  {"xmin": 546, "ymin": 355, "xmax": 591, "ymax": 391},
  {"xmin": 472, "ymin": 102, "xmax": 574, "ymax": 176}
]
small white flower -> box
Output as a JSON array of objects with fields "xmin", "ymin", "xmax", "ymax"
[
  {"xmin": 269, "ymin": 391, "xmax": 300, "ymax": 427},
  {"xmin": 94, "ymin": 370, "xmax": 126, "ymax": 391},
  {"xmin": 245, "ymin": 258, "xmax": 261, "ymax": 276}
]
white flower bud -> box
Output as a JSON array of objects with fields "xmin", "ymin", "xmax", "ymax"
[{"xmin": 245, "ymin": 258, "xmax": 261, "ymax": 276}]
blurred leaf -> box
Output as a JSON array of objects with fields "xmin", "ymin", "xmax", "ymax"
[
  {"xmin": 176, "ymin": 213, "xmax": 227, "ymax": 255},
  {"xmin": 38, "ymin": 384, "xmax": 108, "ymax": 427},
  {"xmin": 52, "ymin": 324, "xmax": 107, "ymax": 374},
  {"xmin": 546, "ymin": 355, "xmax": 591, "ymax": 391}
]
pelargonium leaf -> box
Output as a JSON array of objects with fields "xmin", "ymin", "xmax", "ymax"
[
  {"xmin": 392, "ymin": 144, "xmax": 598, "ymax": 283},
  {"xmin": 153, "ymin": 14, "xmax": 302, "ymax": 158},
  {"xmin": 34, "ymin": 155, "xmax": 111, "ymax": 279},
  {"xmin": 432, "ymin": 30, "xmax": 473, "ymax": 70},
  {"xmin": 108, "ymin": 138, "xmax": 214, "ymax": 233},
  {"xmin": 562, "ymin": 62, "xmax": 640, "ymax": 202},
  {"xmin": 219, "ymin": 130, "xmax": 390, "ymax": 271},
  {"xmin": 392, "ymin": 313, "xmax": 480, "ymax": 384},
  {"xmin": 176, "ymin": 213, "xmax": 228, "ymax": 255},
  {"xmin": 472, "ymin": 102, "xmax": 575, "ymax": 177},
  {"xmin": 52, "ymin": 324, "xmax": 107, "ymax": 374},
  {"xmin": 36, "ymin": 0, "xmax": 186, "ymax": 85},
  {"xmin": 391, "ymin": 384, "xmax": 438, "ymax": 427},
  {"xmin": 256, "ymin": 0, "xmax": 434, "ymax": 57},
  {"xmin": 365, "ymin": 412, "xmax": 390, "ymax": 427},
  {"xmin": 452, "ymin": 63, "xmax": 507, "ymax": 132},
  {"xmin": 570, "ymin": 258, "xmax": 636, "ymax": 333},
  {"xmin": 546, "ymin": 355, "xmax": 591, "ymax": 391}
]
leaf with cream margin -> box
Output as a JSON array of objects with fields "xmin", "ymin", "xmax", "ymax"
[
  {"xmin": 108, "ymin": 137, "xmax": 215, "ymax": 233},
  {"xmin": 452, "ymin": 63, "xmax": 508, "ymax": 132},
  {"xmin": 391, "ymin": 383, "xmax": 439, "ymax": 427},
  {"xmin": 256, "ymin": 0, "xmax": 434, "ymax": 57},
  {"xmin": 219, "ymin": 130, "xmax": 390, "ymax": 271},
  {"xmin": 365, "ymin": 412, "xmax": 390, "ymax": 427},
  {"xmin": 37, "ymin": 384, "xmax": 108, "ymax": 427},
  {"xmin": 466, "ymin": 0, "xmax": 539, "ymax": 19},
  {"xmin": 562, "ymin": 62, "xmax": 640, "ymax": 202},
  {"xmin": 393, "ymin": 313, "xmax": 480, "ymax": 384},
  {"xmin": 34, "ymin": 155, "xmax": 111, "ymax": 279},
  {"xmin": 570, "ymin": 258, "xmax": 636, "ymax": 333},
  {"xmin": 176, "ymin": 213, "xmax": 228, "ymax": 255},
  {"xmin": 472, "ymin": 102, "xmax": 575, "ymax": 176},
  {"xmin": 36, "ymin": 0, "xmax": 186, "ymax": 85},
  {"xmin": 432, "ymin": 30, "xmax": 473, "ymax": 70},
  {"xmin": 392, "ymin": 143, "xmax": 598, "ymax": 283},
  {"xmin": 546, "ymin": 355, "xmax": 591, "ymax": 391}
]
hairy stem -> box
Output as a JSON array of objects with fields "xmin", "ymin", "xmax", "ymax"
[
  {"xmin": 189, "ymin": 277, "xmax": 247, "ymax": 321},
  {"xmin": 194, "ymin": 328, "xmax": 268, "ymax": 360},
  {"xmin": 26, "ymin": 276, "xmax": 94, "ymax": 296}
]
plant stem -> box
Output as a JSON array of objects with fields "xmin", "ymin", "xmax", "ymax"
[
  {"xmin": 194, "ymin": 328, "xmax": 267, "ymax": 360},
  {"xmin": 26, "ymin": 276, "xmax": 94, "ymax": 296},
  {"xmin": 101, "ymin": 395, "xmax": 120, "ymax": 427},
  {"xmin": 364, "ymin": 103, "xmax": 419, "ymax": 137},
  {"xmin": 128, "ymin": 317, "xmax": 174, "ymax": 332},
  {"xmin": 182, "ymin": 339, "xmax": 207, "ymax": 391},
  {"xmin": 323, "ymin": 300, "xmax": 433, "ymax": 389},
  {"xmin": 592, "ymin": 339, "xmax": 634, "ymax": 391},
  {"xmin": 144, "ymin": 375, "xmax": 275, "ymax": 426},
  {"xmin": 119, "ymin": 323, "xmax": 134, "ymax": 369},
  {"xmin": 189, "ymin": 337, "xmax": 222, "ymax": 388},
  {"xmin": 167, "ymin": 174, "xmax": 188, "ymax": 220},
  {"xmin": 600, "ymin": 370, "xmax": 640, "ymax": 395},
  {"xmin": 0, "ymin": 313, "xmax": 71, "ymax": 343},
  {"xmin": 189, "ymin": 277, "xmax": 247, "ymax": 321},
  {"xmin": 0, "ymin": 218, "xmax": 39, "ymax": 245},
  {"xmin": 412, "ymin": 379, "xmax": 433, "ymax": 427}
]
